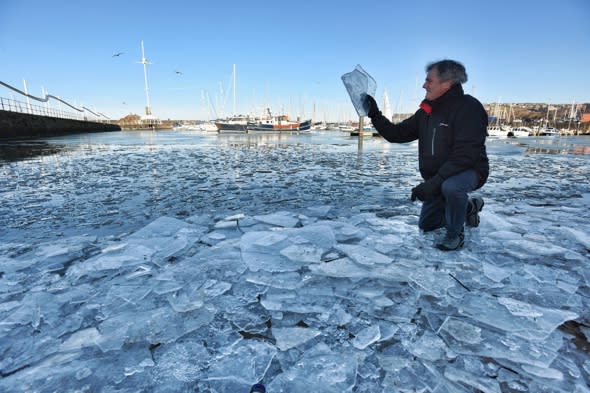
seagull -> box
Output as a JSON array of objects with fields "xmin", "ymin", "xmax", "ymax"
[
  {"xmin": 175, "ymin": 70, "xmax": 183, "ymax": 75},
  {"xmin": 112, "ymin": 52, "xmax": 124, "ymax": 57}
]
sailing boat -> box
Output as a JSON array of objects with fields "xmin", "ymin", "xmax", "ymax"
[
  {"xmin": 215, "ymin": 64, "xmax": 248, "ymax": 133},
  {"xmin": 383, "ymin": 88, "xmax": 392, "ymax": 122}
]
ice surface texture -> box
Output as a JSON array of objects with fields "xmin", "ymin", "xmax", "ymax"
[{"xmin": 0, "ymin": 132, "xmax": 589, "ymax": 392}]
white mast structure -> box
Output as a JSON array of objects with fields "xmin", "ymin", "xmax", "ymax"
[
  {"xmin": 383, "ymin": 87, "xmax": 392, "ymax": 121},
  {"xmin": 139, "ymin": 40, "xmax": 153, "ymax": 117},
  {"xmin": 232, "ymin": 64, "xmax": 236, "ymax": 116}
]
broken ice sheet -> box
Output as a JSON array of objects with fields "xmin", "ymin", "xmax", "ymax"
[
  {"xmin": 404, "ymin": 331, "xmax": 449, "ymax": 362},
  {"xmin": 268, "ymin": 343, "xmax": 357, "ymax": 393},
  {"xmin": 444, "ymin": 366, "xmax": 501, "ymax": 393},
  {"xmin": 482, "ymin": 262, "xmax": 512, "ymax": 283},
  {"xmin": 252, "ymin": 211, "xmax": 300, "ymax": 228},
  {"xmin": 60, "ymin": 327, "xmax": 102, "ymax": 352},
  {"xmin": 206, "ymin": 340, "xmax": 276, "ymax": 384},
  {"xmin": 438, "ymin": 317, "xmax": 565, "ymax": 368},
  {"xmin": 352, "ymin": 324, "xmax": 381, "ymax": 350},
  {"xmin": 280, "ymin": 243, "xmax": 323, "ymax": 264},
  {"xmin": 335, "ymin": 243, "xmax": 392, "ymax": 266},
  {"xmin": 240, "ymin": 224, "xmax": 336, "ymax": 273},
  {"xmin": 272, "ymin": 326, "xmax": 321, "ymax": 351},
  {"xmin": 244, "ymin": 271, "xmax": 302, "ymax": 290},
  {"xmin": 456, "ymin": 293, "xmax": 578, "ymax": 341},
  {"xmin": 240, "ymin": 231, "xmax": 294, "ymax": 273},
  {"xmin": 409, "ymin": 267, "xmax": 456, "ymax": 298},
  {"xmin": 308, "ymin": 257, "xmax": 371, "ymax": 279},
  {"xmin": 151, "ymin": 340, "xmax": 210, "ymax": 383}
]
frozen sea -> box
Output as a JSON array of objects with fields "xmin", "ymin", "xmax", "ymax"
[{"xmin": 0, "ymin": 130, "xmax": 589, "ymax": 392}]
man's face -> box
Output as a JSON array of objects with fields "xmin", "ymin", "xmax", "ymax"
[{"xmin": 422, "ymin": 68, "xmax": 452, "ymax": 101}]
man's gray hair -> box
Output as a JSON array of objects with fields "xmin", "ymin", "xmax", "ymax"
[{"xmin": 426, "ymin": 59, "xmax": 468, "ymax": 85}]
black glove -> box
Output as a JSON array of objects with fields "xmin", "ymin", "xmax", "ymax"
[
  {"xmin": 363, "ymin": 94, "xmax": 380, "ymax": 118},
  {"xmin": 411, "ymin": 175, "xmax": 444, "ymax": 202}
]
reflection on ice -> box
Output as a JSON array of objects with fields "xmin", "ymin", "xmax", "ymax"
[{"xmin": 0, "ymin": 133, "xmax": 588, "ymax": 391}]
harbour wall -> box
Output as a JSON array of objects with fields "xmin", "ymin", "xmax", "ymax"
[{"xmin": 0, "ymin": 110, "xmax": 121, "ymax": 139}]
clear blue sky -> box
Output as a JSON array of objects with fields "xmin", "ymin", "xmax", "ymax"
[{"xmin": 1, "ymin": 0, "xmax": 589, "ymax": 121}]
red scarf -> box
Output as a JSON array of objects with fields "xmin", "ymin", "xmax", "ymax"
[{"xmin": 419, "ymin": 101, "xmax": 432, "ymax": 115}]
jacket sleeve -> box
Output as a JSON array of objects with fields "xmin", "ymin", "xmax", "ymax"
[
  {"xmin": 370, "ymin": 109, "xmax": 420, "ymax": 143},
  {"xmin": 437, "ymin": 98, "xmax": 488, "ymax": 180}
]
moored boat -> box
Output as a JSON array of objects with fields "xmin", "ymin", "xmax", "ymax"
[
  {"xmin": 215, "ymin": 116, "xmax": 249, "ymax": 133},
  {"xmin": 246, "ymin": 110, "xmax": 311, "ymax": 133},
  {"xmin": 538, "ymin": 127, "xmax": 560, "ymax": 136},
  {"xmin": 510, "ymin": 126, "xmax": 531, "ymax": 137},
  {"xmin": 487, "ymin": 125, "xmax": 511, "ymax": 138}
]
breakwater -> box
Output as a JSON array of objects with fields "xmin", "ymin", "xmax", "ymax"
[{"xmin": 0, "ymin": 110, "xmax": 120, "ymax": 138}]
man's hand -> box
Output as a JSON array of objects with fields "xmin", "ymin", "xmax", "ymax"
[
  {"xmin": 411, "ymin": 175, "xmax": 444, "ymax": 202},
  {"xmin": 363, "ymin": 94, "xmax": 379, "ymax": 118}
]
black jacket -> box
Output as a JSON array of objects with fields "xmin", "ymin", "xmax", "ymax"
[{"xmin": 370, "ymin": 84, "xmax": 489, "ymax": 187}]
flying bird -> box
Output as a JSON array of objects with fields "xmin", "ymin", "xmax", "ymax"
[
  {"xmin": 175, "ymin": 70, "xmax": 183, "ymax": 75},
  {"xmin": 112, "ymin": 52, "xmax": 124, "ymax": 57}
]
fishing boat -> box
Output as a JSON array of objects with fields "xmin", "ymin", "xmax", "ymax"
[
  {"xmin": 246, "ymin": 109, "xmax": 311, "ymax": 133},
  {"xmin": 215, "ymin": 115, "xmax": 249, "ymax": 133}
]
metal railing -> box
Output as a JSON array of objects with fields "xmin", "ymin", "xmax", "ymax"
[
  {"xmin": 0, "ymin": 96, "xmax": 91, "ymax": 121},
  {"xmin": 0, "ymin": 80, "xmax": 112, "ymax": 123}
]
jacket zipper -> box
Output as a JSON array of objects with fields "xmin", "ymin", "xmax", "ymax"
[{"xmin": 431, "ymin": 127, "xmax": 437, "ymax": 155}]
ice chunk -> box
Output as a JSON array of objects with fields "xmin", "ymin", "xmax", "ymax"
[
  {"xmin": 252, "ymin": 211, "xmax": 299, "ymax": 228},
  {"xmin": 309, "ymin": 257, "xmax": 371, "ymax": 279},
  {"xmin": 206, "ymin": 340, "xmax": 276, "ymax": 384},
  {"xmin": 240, "ymin": 224, "xmax": 335, "ymax": 273},
  {"xmin": 482, "ymin": 262, "xmax": 512, "ymax": 283},
  {"xmin": 352, "ymin": 324, "xmax": 381, "ymax": 350},
  {"xmin": 521, "ymin": 364, "xmax": 563, "ymax": 380},
  {"xmin": 67, "ymin": 216, "xmax": 200, "ymax": 278},
  {"xmin": 457, "ymin": 293, "xmax": 578, "ymax": 341},
  {"xmin": 561, "ymin": 226, "xmax": 590, "ymax": 249},
  {"xmin": 60, "ymin": 328, "xmax": 102, "ymax": 352},
  {"xmin": 240, "ymin": 232, "xmax": 296, "ymax": 273},
  {"xmin": 444, "ymin": 366, "xmax": 501, "ymax": 393},
  {"xmin": 280, "ymin": 243, "xmax": 323, "ymax": 264},
  {"xmin": 504, "ymin": 239, "xmax": 571, "ymax": 257},
  {"xmin": 151, "ymin": 340, "xmax": 209, "ymax": 383},
  {"xmin": 273, "ymin": 326, "xmax": 321, "ymax": 350},
  {"xmin": 335, "ymin": 244, "xmax": 392, "ymax": 266},
  {"xmin": 245, "ymin": 271, "xmax": 302, "ymax": 290},
  {"xmin": 268, "ymin": 343, "xmax": 357, "ymax": 393},
  {"xmin": 305, "ymin": 205, "xmax": 332, "ymax": 218},
  {"xmin": 439, "ymin": 317, "xmax": 566, "ymax": 368},
  {"xmin": 438, "ymin": 317, "xmax": 482, "ymax": 345},
  {"xmin": 405, "ymin": 331, "xmax": 448, "ymax": 361},
  {"xmin": 409, "ymin": 267, "xmax": 456, "ymax": 298},
  {"xmin": 341, "ymin": 64, "xmax": 377, "ymax": 117}
]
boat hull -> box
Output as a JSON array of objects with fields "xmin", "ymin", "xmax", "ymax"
[
  {"xmin": 215, "ymin": 122, "xmax": 248, "ymax": 133},
  {"xmin": 247, "ymin": 119, "xmax": 311, "ymax": 133}
]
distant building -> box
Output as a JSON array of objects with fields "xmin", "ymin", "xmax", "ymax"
[{"xmin": 581, "ymin": 113, "xmax": 590, "ymax": 123}]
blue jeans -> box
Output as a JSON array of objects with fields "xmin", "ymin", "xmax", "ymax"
[{"xmin": 418, "ymin": 169, "xmax": 480, "ymax": 237}]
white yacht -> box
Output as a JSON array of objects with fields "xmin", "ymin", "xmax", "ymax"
[
  {"xmin": 487, "ymin": 125, "xmax": 511, "ymax": 138},
  {"xmin": 510, "ymin": 126, "xmax": 531, "ymax": 137},
  {"xmin": 539, "ymin": 127, "xmax": 560, "ymax": 137}
]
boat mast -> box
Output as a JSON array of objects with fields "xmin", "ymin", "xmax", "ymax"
[
  {"xmin": 139, "ymin": 40, "xmax": 152, "ymax": 116},
  {"xmin": 232, "ymin": 64, "xmax": 236, "ymax": 116}
]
